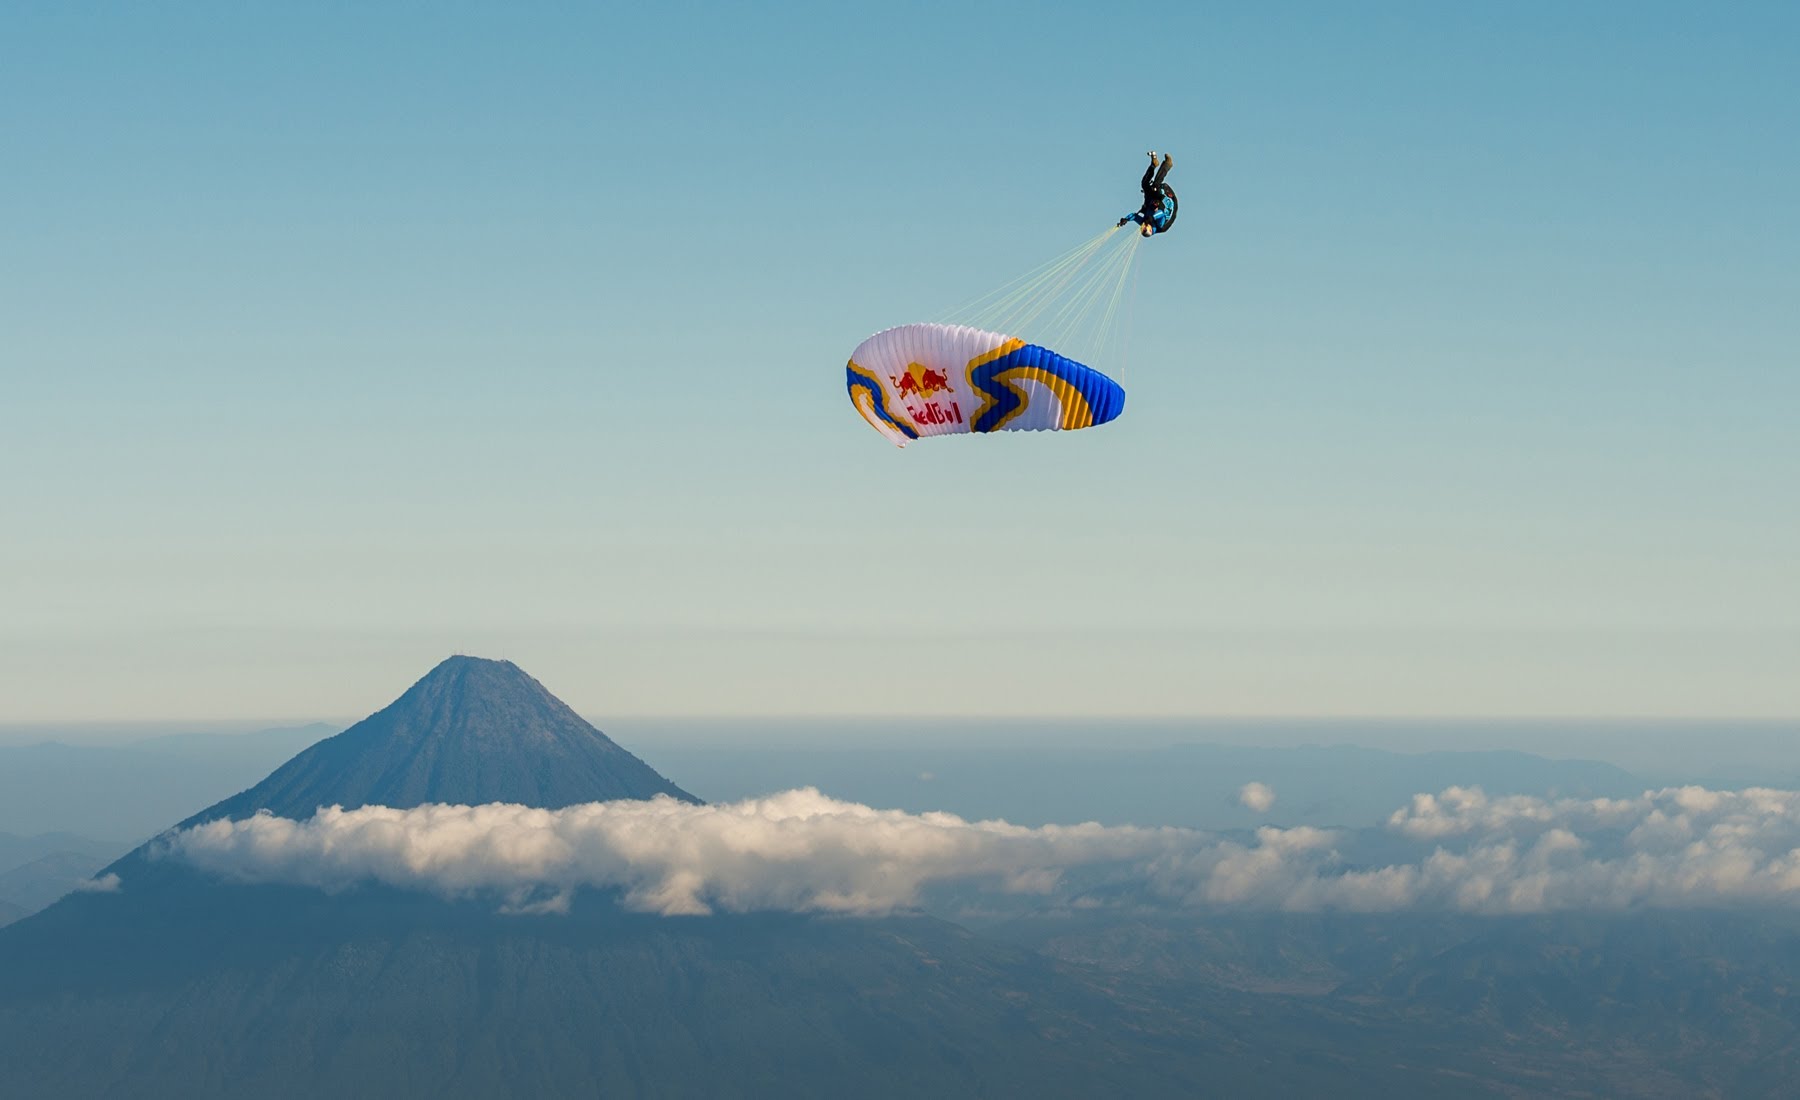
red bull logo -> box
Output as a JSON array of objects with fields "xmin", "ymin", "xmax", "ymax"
[{"xmin": 890, "ymin": 363, "xmax": 955, "ymax": 401}]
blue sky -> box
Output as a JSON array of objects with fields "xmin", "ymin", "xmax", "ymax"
[{"xmin": 3, "ymin": 2, "xmax": 1795, "ymax": 722}]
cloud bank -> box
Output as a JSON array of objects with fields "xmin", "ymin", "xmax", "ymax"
[
  {"xmin": 155, "ymin": 786, "xmax": 1800, "ymax": 918},
  {"xmin": 1152, "ymin": 786, "xmax": 1800, "ymax": 914},
  {"xmin": 158, "ymin": 788, "xmax": 1184, "ymax": 916}
]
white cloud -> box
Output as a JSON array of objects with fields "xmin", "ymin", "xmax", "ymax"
[
  {"xmin": 72, "ymin": 872, "xmax": 121, "ymax": 893},
  {"xmin": 153, "ymin": 786, "xmax": 1800, "ymax": 918},
  {"xmin": 1238, "ymin": 782, "xmax": 1276, "ymax": 814},
  {"xmin": 1150, "ymin": 786, "xmax": 1800, "ymax": 915},
  {"xmin": 156, "ymin": 788, "xmax": 1186, "ymax": 917}
]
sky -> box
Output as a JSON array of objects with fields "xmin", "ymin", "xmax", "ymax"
[{"xmin": 3, "ymin": 2, "xmax": 1796, "ymax": 723}]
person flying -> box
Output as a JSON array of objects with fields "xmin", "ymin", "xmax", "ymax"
[{"xmin": 1118, "ymin": 151, "xmax": 1176, "ymax": 237}]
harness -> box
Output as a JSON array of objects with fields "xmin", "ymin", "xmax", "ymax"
[
  {"xmin": 1151, "ymin": 185, "xmax": 1178, "ymax": 233},
  {"xmin": 1138, "ymin": 184, "xmax": 1178, "ymax": 234}
]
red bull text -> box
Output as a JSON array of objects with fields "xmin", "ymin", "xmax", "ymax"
[{"xmin": 906, "ymin": 400, "xmax": 963, "ymax": 426}]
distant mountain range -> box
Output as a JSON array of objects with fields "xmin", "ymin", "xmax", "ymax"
[
  {"xmin": 0, "ymin": 852, "xmax": 115, "ymax": 916},
  {"xmin": 0, "ymin": 726, "xmax": 339, "ymax": 838},
  {"xmin": 0, "ymin": 830, "xmax": 127, "ymax": 872},
  {"xmin": 646, "ymin": 741, "xmax": 1644, "ymax": 828},
  {"xmin": 0, "ymin": 832, "xmax": 129, "ymax": 927}
]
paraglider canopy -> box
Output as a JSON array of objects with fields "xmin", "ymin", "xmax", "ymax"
[{"xmin": 846, "ymin": 323, "xmax": 1125, "ymax": 447}]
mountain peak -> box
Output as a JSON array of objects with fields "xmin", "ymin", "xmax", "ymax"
[
  {"xmin": 418, "ymin": 653, "xmax": 528, "ymax": 682},
  {"xmin": 184, "ymin": 656, "xmax": 698, "ymax": 827},
  {"xmin": 408, "ymin": 655, "xmax": 549, "ymax": 706}
]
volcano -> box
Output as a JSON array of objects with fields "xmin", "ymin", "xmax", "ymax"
[{"xmin": 184, "ymin": 655, "xmax": 697, "ymax": 826}]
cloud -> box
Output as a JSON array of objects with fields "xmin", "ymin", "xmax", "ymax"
[
  {"xmin": 153, "ymin": 786, "xmax": 1800, "ymax": 918},
  {"xmin": 73, "ymin": 873, "xmax": 121, "ymax": 893},
  {"xmin": 1238, "ymin": 782, "xmax": 1276, "ymax": 813},
  {"xmin": 1151, "ymin": 786, "xmax": 1800, "ymax": 914},
  {"xmin": 156, "ymin": 789, "xmax": 1186, "ymax": 917}
]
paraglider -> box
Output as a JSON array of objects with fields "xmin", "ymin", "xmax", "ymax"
[{"xmin": 845, "ymin": 150, "xmax": 1172, "ymax": 447}]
